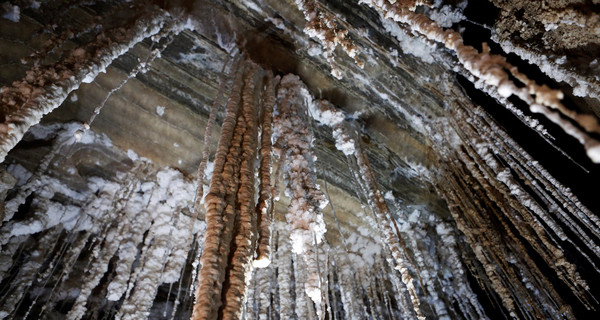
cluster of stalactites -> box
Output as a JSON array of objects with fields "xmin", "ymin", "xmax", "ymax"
[
  {"xmin": 432, "ymin": 98, "xmax": 599, "ymax": 319},
  {"xmin": 0, "ymin": 122, "xmax": 202, "ymax": 320},
  {"xmin": 306, "ymin": 97, "xmax": 427, "ymax": 319},
  {"xmin": 293, "ymin": 0, "xmax": 363, "ymax": 79},
  {"xmin": 358, "ymin": 0, "xmax": 600, "ymax": 163},
  {"xmin": 243, "ymin": 222, "xmax": 414, "ymax": 320},
  {"xmin": 191, "ymin": 60, "xmax": 278, "ymax": 320}
]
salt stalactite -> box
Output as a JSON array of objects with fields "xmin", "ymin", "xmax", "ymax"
[
  {"xmin": 491, "ymin": 35, "xmax": 600, "ymax": 101},
  {"xmin": 2, "ymin": 123, "xmax": 78, "ymax": 223},
  {"xmin": 253, "ymin": 264, "xmax": 272, "ymax": 320},
  {"xmin": 293, "ymin": 0, "xmax": 363, "ymax": 79},
  {"xmin": 327, "ymin": 264, "xmax": 340, "ymax": 320},
  {"xmin": 358, "ymin": 0, "xmax": 600, "ymax": 162},
  {"xmin": 192, "ymin": 59, "xmax": 247, "ymax": 320},
  {"xmin": 334, "ymin": 256, "xmax": 364, "ymax": 320},
  {"xmin": 184, "ymin": 54, "xmax": 240, "ymax": 318},
  {"xmin": 307, "ymin": 97, "xmax": 425, "ymax": 319},
  {"xmin": 243, "ymin": 269, "xmax": 258, "ymax": 320},
  {"xmin": 293, "ymin": 254, "xmax": 311, "ymax": 320},
  {"xmin": 444, "ymin": 101, "xmax": 598, "ymax": 309},
  {"xmin": 434, "ymin": 221, "xmax": 488, "ymax": 320},
  {"xmin": 0, "ymin": 228, "xmax": 62, "ymax": 319},
  {"xmin": 192, "ymin": 59, "xmax": 265, "ymax": 320},
  {"xmin": 162, "ymin": 214, "xmax": 205, "ymax": 285},
  {"xmin": 105, "ymin": 185, "xmax": 157, "ymax": 302},
  {"xmin": 273, "ymin": 74, "xmax": 328, "ymax": 315},
  {"xmin": 116, "ymin": 177, "xmax": 194, "ymax": 319},
  {"xmin": 436, "ymin": 160, "xmax": 577, "ymax": 319},
  {"xmin": 402, "ymin": 217, "xmax": 450, "ymax": 319},
  {"xmin": 429, "ymin": 99, "xmax": 596, "ymax": 318},
  {"xmin": 275, "ymin": 226, "xmax": 295, "ymax": 320},
  {"xmin": 221, "ymin": 62, "xmax": 262, "ymax": 319},
  {"xmin": 254, "ymin": 72, "xmax": 279, "ymax": 268},
  {"xmin": 0, "ymin": 120, "xmax": 201, "ymax": 319},
  {"xmin": 0, "ymin": 7, "xmax": 175, "ymax": 162},
  {"xmin": 476, "ymin": 107, "xmax": 600, "ymax": 239},
  {"xmin": 66, "ymin": 178, "xmax": 149, "ymax": 320}
]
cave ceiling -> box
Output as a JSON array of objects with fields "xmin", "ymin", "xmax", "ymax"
[{"xmin": 0, "ymin": 0, "xmax": 600, "ymax": 319}]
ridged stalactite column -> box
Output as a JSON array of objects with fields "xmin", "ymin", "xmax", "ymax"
[
  {"xmin": 192, "ymin": 59, "xmax": 267, "ymax": 320},
  {"xmin": 254, "ymin": 72, "xmax": 279, "ymax": 268}
]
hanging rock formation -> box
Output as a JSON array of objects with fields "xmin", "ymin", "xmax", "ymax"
[{"xmin": 1, "ymin": 0, "xmax": 599, "ymax": 319}]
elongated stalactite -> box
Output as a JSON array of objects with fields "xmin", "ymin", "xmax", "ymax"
[
  {"xmin": 254, "ymin": 72, "xmax": 279, "ymax": 268},
  {"xmin": 272, "ymin": 74, "xmax": 328, "ymax": 316}
]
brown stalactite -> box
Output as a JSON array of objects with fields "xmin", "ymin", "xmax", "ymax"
[
  {"xmin": 254, "ymin": 72, "xmax": 279, "ymax": 268},
  {"xmin": 221, "ymin": 62, "xmax": 262, "ymax": 319},
  {"xmin": 192, "ymin": 58, "xmax": 247, "ymax": 320}
]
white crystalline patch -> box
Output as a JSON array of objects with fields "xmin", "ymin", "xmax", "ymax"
[
  {"xmin": 7, "ymin": 163, "xmax": 32, "ymax": 186},
  {"xmin": 127, "ymin": 149, "xmax": 139, "ymax": 161},
  {"xmin": 408, "ymin": 209, "xmax": 421, "ymax": 223},
  {"xmin": 427, "ymin": 2, "xmax": 466, "ymax": 28},
  {"xmin": 384, "ymin": 190, "xmax": 395, "ymax": 201},
  {"xmin": 497, "ymin": 83, "xmax": 513, "ymax": 97},
  {"xmin": 204, "ymin": 161, "xmax": 214, "ymax": 179},
  {"xmin": 156, "ymin": 105, "xmax": 165, "ymax": 116},
  {"xmin": 265, "ymin": 16, "xmax": 285, "ymax": 30},
  {"xmin": 379, "ymin": 14, "xmax": 435, "ymax": 64},
  {"xmin": 70, "ymin": 93, "xmax": 78, "ymax": 102},
  {"xmin": 436, "ymin": 223, "xmax": 452, "ymax": 235},
  {"xmin": 587, "ymin": 144, "xmax": 600, "ymax": 163},
  {"xmin": 335, "ymin": 139, "xmax": 355, "ymax": 156},
  {"xmin": 253, "ymin": 256, "xmax": 271, "ymax": 268},
  {"xmin": 307, "ymin": 42, "xmax": 323, "ymax": 57},
  {"xmin": 1, "ymin": 4, "xmax": 20, "ymax": 22},
  {"xmin": 245, "ymin": 1, "xmax": 264, "ymax": 14}
]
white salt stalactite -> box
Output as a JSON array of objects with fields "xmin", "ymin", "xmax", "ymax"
[
  {"xmin": 66, "ymin": 178, "xmax": 151, "ymax": 320},
  {"xmin": 293, "ymin": 0, "xmax": 363, "ymax": 79},
  {"xmin": 334, "ymin": 257, "xmax": 363, "ymax": 320},
  {"xmin": 450, "ymin": 103, "xmax": 593, "ymax": 297},
  {"xmin": 116, "ymin": 210, "xmax": 187, "ymax": 319},
  {"xmin": 0, "ymin": 228, "xmax": 62, "ymax": 319},
  {"xmin": 275, "ymin": 226, "xmax": 295, "ymax": 320},
  {"xmin": 293, "ymin": 254, "xmax": 311, "ymax": 320},
  {"xmin": 254, "ymin": 265, "xmax": 271, "ymax": 320}
]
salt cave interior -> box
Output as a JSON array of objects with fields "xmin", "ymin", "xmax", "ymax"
[{"xmin": 1, "ymin": 0, "xmax": 600, "ymax": 319}]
